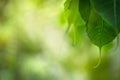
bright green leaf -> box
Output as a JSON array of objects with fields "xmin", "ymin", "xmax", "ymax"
[
  {"xmin": 64, "ymin": 0, "xmax": 80, "ymax": 25},
  {"xmin": 64, "ymin": 0, "xmax": 85, "ymax": 45}
]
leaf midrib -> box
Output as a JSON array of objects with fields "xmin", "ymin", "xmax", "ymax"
[{"xmin": 114, "ymin": 0, "xmax": 117, "ymax": 27}]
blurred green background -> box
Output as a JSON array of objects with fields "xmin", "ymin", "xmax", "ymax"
[{"xmin": 0, "ymin": 0, "xmax": 120, "ymax": 80}]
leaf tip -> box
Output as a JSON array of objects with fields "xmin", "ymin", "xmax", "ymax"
[{"xmin": 93, "ymin": 47, "xmax": 102, "ymax": 68}]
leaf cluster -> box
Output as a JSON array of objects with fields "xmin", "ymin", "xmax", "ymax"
[{"xmin": 64, "ymin": 0, "xmax": 120, "ymax": 48}]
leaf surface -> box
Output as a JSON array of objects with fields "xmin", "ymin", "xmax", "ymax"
[
  {"xmin": 91, "ymin": 0, "xmax": 120, "ymax": 31},
  {"xmin": 87, "ymin": 10, "xmax": 117, "ymax": 47},
  {"xmin": 79, "ymin": 0, "xmax": 91, "ymax": 22},
  {"xmin": 64, "ymin": 0, "xmax": 84, "ymax": 44}
]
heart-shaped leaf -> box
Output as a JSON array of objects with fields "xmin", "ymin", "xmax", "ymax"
[{"xmin": 87, "ymin": 10, "xmax": 117, "ymax": 48}]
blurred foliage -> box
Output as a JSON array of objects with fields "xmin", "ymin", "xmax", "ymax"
[{"xmin": 0, "ymin": 0, "xmax": 119, "ymax": 80}]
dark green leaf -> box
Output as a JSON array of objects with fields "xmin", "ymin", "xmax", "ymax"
[
  {"xmin": 91, "ymin": 0, "xmax": 120, "ymax": 31},
  {"xmin": 87, "ymin": 10, "xmax": 117, "ymax": 47},
  {"xmin": 79, "ymin": 0, "xmax": 91, "ymax": 22}
]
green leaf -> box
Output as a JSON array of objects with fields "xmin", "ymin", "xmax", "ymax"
[
  {"xmin": 91, "ymin": 0, "xmax": 120, "ymax": 30},
  {"xmin": 64, "ymin": 0, "xmax": 72, "ymax": 11},
  {"xmin": 64, "ymin": 0, "xmax": 82, "ymax": 33},
  {"xmin": 64, "ymin": 0, "xmax": 80, "ymax": 25},
  {"xmin": 87, "ymin": 10, "xmax": 117, "ymax": 48},
  {"xmin": 64, "ymin": 0, "xmax": 85, "ymax": 45},
  {"xmin": 79, "ymin": 0, "xmax": 91, "ymax": 22}
]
